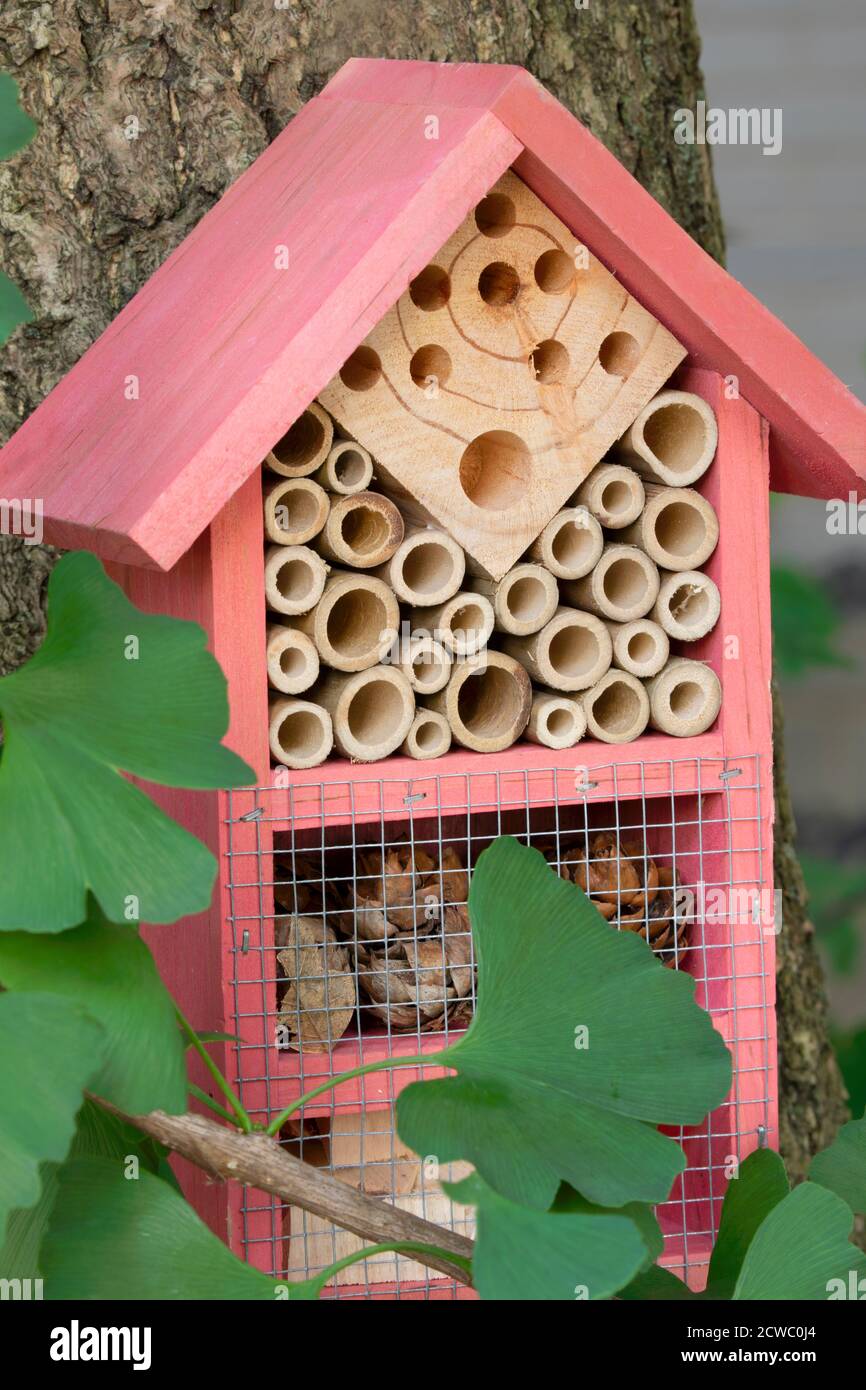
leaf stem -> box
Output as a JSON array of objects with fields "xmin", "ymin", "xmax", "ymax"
[
  {"xmin": 187, "ymin": 1081, "xmax": 238, "ymax": 1125},
  {"xmin": 176, "ymin": 1007, "xmax": 254, "ymax": 1133},
  {"xmin": 299, "ymin": 1241, "xmax": 472, "ymax": 1294},
  {"xmin": 264, "ymin": 1051, "xmax": 450, "ymax": 1137}
]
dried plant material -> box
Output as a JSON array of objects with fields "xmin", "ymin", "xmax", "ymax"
[
  {"xmin": 278, "ymin": 915, "xmax": 355, "ymax": 1051},
  {"xmin": 349, "ymin": 845, "xmax": 441, "ymax": 938}
]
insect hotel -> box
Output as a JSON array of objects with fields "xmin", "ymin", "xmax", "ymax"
[{"xmin": 2, "ymin": 59, "xmax": 865, "ymax": 1298}]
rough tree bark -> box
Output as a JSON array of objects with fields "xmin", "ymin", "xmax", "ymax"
[{"xmin": 0, "ymin": 0, "xmax": 848, "ymax": 1177}]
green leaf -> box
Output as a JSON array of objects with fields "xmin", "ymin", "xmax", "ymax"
[
  {"xmin": 0, "ymin": 552, "xmax": 254, "ymax": 931},
  {"xmin": 809, "ymin": 1115, "xmax": 866, "ymax": 1216},
  {"xmin": 397, "ymin": 838, "xmax": 731, "ymax": 1210},
  {"xmin": 446, "ymin": 1172, "xmax": 648, "ymax": 1300},
  {"xmin": 618, "ymin": 1264, "xmax": 698, "ymax": 1300},
  {"xmin": 0, "ymin": 73, "xmax": 37, "ymax": 160},
  {"xmin": 733, "ymin": 1182, "xmax": 866, "ymax": 1300},
  {"xmin": 188, "ymin": 1030, "xmax": 242, "ymax": 1048},
  {"xmin": 0, "ymin": 915, "xmax": 187, "ymax": 1113},
  {"xmin": 0, "ymin": 993, "xmax": 104, "ymax": 1243},
  {"xmin": 42, "ymin": 1157, "xmax": 323, "ymax": 1299},
  {"xmin": 705, "ymin": 1148, "xmax": 790, "ymax": 1298},
  {"xmin": 833, "ymin": 1028, "xmax": 866, "ymax": 1119},
  {"xmin": 0, "ymin": 271, "xmax": 32, "ymax": 346},
  {"xmin": 770, "ymin": 566, "xmax": 850, "ymax": 678}
]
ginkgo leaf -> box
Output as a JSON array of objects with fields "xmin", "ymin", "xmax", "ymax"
[
  {"xmin": 0, "ymin": 993, "xmax": 104, "ymax": 1243},
  {"xmin": 809, "ymin": 1114, "xmax": 866, "ymax": 1216},
  {"xmin": 0, "ymin": 915, "xmax": 187, "ymax": 1114},
  {"xmin": 397, "ymin": 837, "xmax": 731, "ymax": 1211},
  {"xmin": 0, "ymin": 552, "xmax": 253, "ymax": 930},
  {"xmin": 733, "ymin": 1182, "xmax": 866, "ymax": 1300},
  {"xmin": 705, "ymin": 1147, "xmax": 790, "ymax": 1298}
]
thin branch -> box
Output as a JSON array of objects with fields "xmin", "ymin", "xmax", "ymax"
[{"xmin": 98, "ymin": 1101, "xmax": 474, "ymax": 1287}]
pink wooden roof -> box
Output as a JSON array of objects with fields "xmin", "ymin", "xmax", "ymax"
[{"xmin": 1, "ymin": 59, "xmax": 863, "ymax": 570}]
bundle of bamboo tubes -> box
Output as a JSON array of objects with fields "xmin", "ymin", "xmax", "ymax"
[{"xmin": 262, "ymin": 387, "xmax": 722, "ymax": 769}]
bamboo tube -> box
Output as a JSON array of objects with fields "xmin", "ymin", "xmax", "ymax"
[
  {"xmin": 604, "ymin": 619, "xmax": 669, "ymax": 679},
  {"xmin": 582, "ymin": 670, "xmax": 650, "ymax": 744},
  {"xmin": 646, "ymin": 657, "xmax": 722, "ymax": 736},
  {"xmin": 413, "ymin": 591, "xmax": 495, "ymax": 658},
  {"xmin": 292, "ymin": 570, "xmax": 399, "ymax": 673},
  {"xmin": 561, "ymin": 544, "xmax": 660, "ymax": 622},
  {"xmin": 526, "ymin": 506, "xmax": 604, "ymax": 580},
  {"xmin": 525, "ymin": 690, "xmax": 587, "ymax": 749},
  {"xmin": 397, "ymin": 634, "xmax": 452, "ymax": 696},
  {"xmin": 266, "ymin": 624, "xmax": 320, "ymax": 695},
  {"xmin": 264, "ymin": 544, "xmax": 329, "ymax": 617},
  {"xmin": 269, "ymin": 697, "xmax": 334, "ymax": 770},
  {"xmin": 427, "ymin": 652, "xmax": 531, "ymax": 754},
  {"xmin": 502, "ymin": 607, "xmax": 612, "ymax": 692},
  {"xmin": 315, "ymin": 666, "xmax": 415, "ymax": 762},
  {"xmin": 263, "ymin": 476, "xmax": 330, "ymax": 546},
  {"xmin": 314, "ymin": 439, "xmax": 374, "ymax": 495},
  {"xmin": 572, "ymin": 464, "xmax": 645, "ymax": 530},
  {"xmin": 401, "ymin": 709, "xmax": 452, "ymax": 761},
  {"xmin": 314, "ymin": 491, "xmax": 404, "ymax": 569},
  {"xmin": 265, "ymin": 402, "xmax": 333, "ymax": 478},
  {"xmin": 653, "ymin": 570, "xmax": 721, "ymax": 642},
  {"xmin": 373, "ymin": 526, "xmax": 465, "ymax": 606},
  {"xmin": 468, "ymin": 562, "xmax": 559, "ymax": 637},
  {"xmin": 615, "ymin": 389, "xmax": 718, "ymax": 487},
  {"xmin": 620, "ymin": 484, "xmax": 719, "ymax": 572}
]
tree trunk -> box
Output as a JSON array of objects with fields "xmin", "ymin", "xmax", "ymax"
[{"xmin": 0, "ymin": 0, "xmax": 848, "ymax": 1174}]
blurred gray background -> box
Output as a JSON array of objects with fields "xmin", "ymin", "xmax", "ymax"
[{"xmin": 696, "ymin": 0, "xmax": 865, "ymax": 1025}]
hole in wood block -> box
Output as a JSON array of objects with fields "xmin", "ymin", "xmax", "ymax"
[
  {"xmin": 458, "ymin": 431, "xmax": 531, "ymax": 511},
  {"xmin": 347, "ymin": 678, "xmax": 405, "ymax": 747},
  {"xmin": 669, "ymin": 680, "xmax": 704, "ymax": 720},
  {"xmin": 332, "ymin": 447, "xmax": 369, "ymax": 489},
  {"xmin": 627, "ymin": 631, "xmax": 656, "ymax": 665},
  {"xmin": 601, "ymin": 479, "xmax": 632, "ymax": 518},
  {"xmin": 534, "ymin": 248, "xmax": 576, "ymax": 294},
  {"xmin": 602, "ymin": 556, "xmax": 648, "ymax": 608},
  {"xmin": 474, "ymin": 192, "xmax": 516, "ymax": 238},
  {"xmin": 276, "ymin": 708, "xmax": 327, "ymax": 763},
  {"xmin": 546, "ymin": 706, "xmax": 577, "ymax": 741},
  {"xmin": 456, "ymin": 664, "xmax": 525, "ymax": 741},
  {"xmin": 590, "ymin": 680, "xmax": 643, "ymax": 738},
  {"xmin": 271, "ymin": 411, "xmax": 327, "ymax": 470},
  {"xmin": 280, "ymin": 646, "xmax": 307, "ymax": 681},
  {"xmin": 340, "ymin": 504, "xmax": 390, "ymax": 558},
  {"xmin": 326, "ymin": 590, "xmax": 388, "ymax": 662},
  {"xmin": 598, "ymin": 330, "xmax": 640, "ymax": 378},
  {"xmin": 414, "ymin": 714, "xmax": 444, "ymax": 752},
  {"xmin": 530, "ymin": 339, "xmax": 570, "ymax": 383},
  {"xmin": 448, "ymin": 601, "xmax": 487, "ymax": 648},
  {"xmin": 643, "ymin": 403, "xmax": 707, "ymax": 475},
  {"xmin": 669, "ymin": 582, "xmax": 711, "ymax": 631},
  {"xmin": 273, "ymin": 483, "xmax": 321, "ymax": 535},
  {"xmin": 276, "ymin": 559, "xmax": 315, "ymax": 606},
  {"xmin": 653, "ymin": 501, "xmax": 708, "ymax": 563},
  {"xmin": 508, "ymin": 576, "xmax": 548, "ymax": 625},
  {"xmin": 549, "ymin": 625, "xmax": 600, "ymax": 681},
  {"xmin": 478, "ymin": 261, "xmax": 521, "ymax": 306},
  {"xmin": 339, "ymin": 346, "xmax": 382, "ymax": 392},
  {"xmin": 410, "ymin": 344, "xmax": 452, "ymax": 389},
  {"xmin": 551, "ymin": 518, "xmax": 597, "ymax": 572},
  {"xmin": 402, "ymin": 541, "xmax": 458, "ymax": 598},
  {"xmin": 409, "ymin": 264, "xmax": 451, "ymax": 311}
]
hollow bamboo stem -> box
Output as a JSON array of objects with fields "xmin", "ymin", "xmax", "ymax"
[
  {"xmin": 502, "ymin": 606, "xmax": 612, "ymax": 692},
  {"xmin": 269, "ymin": 697, "xmax": 334, "ymax": 769},
  {"xmin": 265, "ymin": 402, "xmax": 333, "ymax": 478},
  {"xmin": 646, "ymin": 657, "xmax": 722, "ymax": 736},
  {"xmin": 411, "ymin": 591, "xmax": 495, "ymax": 658},
  {"xmin": 314, "ymin": 491, "xmax": 404, "ymax": 569},
  {"xmin": 615, "ymin": 389, "xmax": 718, "ymax": 487},
  {"xmin": 374, "ymin": 526, "xmax": 465, "ymax": 607},
  {"xmin": 315, "ymin": 666, "xmax": 415, "ymax": 761},
  {"xmin": 652, "ymin": 570, "xmax": 721, "ymax": 641},
  {"xmin": 291, "ymin": 570, "xmax": 399, "ymax": 673},
  {"xmin": 426, "ymin": 652, "xmax": 531, "ymax": 754},
  {"xmin": 582, "ymin": 670, "xmax": 650, "ymax": 744},
  {"xmin": 266, "ymin": 624, "xmax": 320, "ymax": 695},
  {"xmin": 525, "ymin": 690, "xmax": 587, "ymax": 749},
  {"xmin": 397, "ymin": 634, "xmax": 452, "ymax": 695},
  {"xmin": 620, "ymin": 484, "xmax": 719, "ymax": 572},
  {"xmin": 264, "ymin": 544, "xmax": 329, "ymax": 617},
  {"xmin": 572, "ymin": 464, "xmax": 645, "ymax": 530},
  {"xmin": 264, "ymin": 476, "xmax": 330, "ymax": 546},
  {"xmin": 561, "ymin": 544, "xmax": 660, "ymax": 622},
  {"xmin": 314, "ymin": 440, "xmax": 374, "ymax": 495},
  {"xmin": 400, "ymin": 709, "xmax": 452, "ymax": 761},
  {"xmin": 469, "ymin": 562, "xmax": 559, "ymax": 637},
  {"xmin": 526, "ymin": 506, "xmax": 604, "ymax": 579},
  {"xmin": 604, "ymin": 619, "xmax": 669, "ymax": 679}
]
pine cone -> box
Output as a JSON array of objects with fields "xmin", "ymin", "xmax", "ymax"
[{"xmin": 546, "ymin": 833, "xmax": 689, "ymax": 967}]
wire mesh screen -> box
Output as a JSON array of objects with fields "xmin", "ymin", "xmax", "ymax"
[{"xmin": 225, "ymin": 753, "xmax": 773, "ymax": 1297}]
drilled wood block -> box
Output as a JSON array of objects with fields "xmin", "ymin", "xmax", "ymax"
[{"xmin": 320, "ymin": 170, "xmax": 686, "ymax": 579}]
